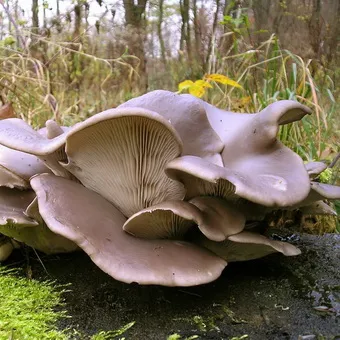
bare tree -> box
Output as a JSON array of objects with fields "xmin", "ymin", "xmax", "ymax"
[
  {"xmin": 157, "ymin": 0, "xmax": 166, "ymax": 66},
  {"xmin": 123, "ymin": 0, "xmax": 148, "ymax": 91}
]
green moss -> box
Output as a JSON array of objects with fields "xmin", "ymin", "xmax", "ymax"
[{"xmin": 0, "ymin": 267, "xmax": 69, "ymax": 340}]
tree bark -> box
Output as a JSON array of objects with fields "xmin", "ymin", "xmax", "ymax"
[
  {"xmin": 205, "ymin": 0, "xmax": 221, "ymax": 72},
  {"xmin": 179, "ymin": 0, "xmax": 192, "ymax": 65},
  {"xmin": 157, "ymin": 0, "xmax": 166, "ymax": 66},
  {"xmin": 122, "ymin": 0, "xmax": 148, "ymax": 91},
  {"xmin": 31, "ymin": 0, "xmax": 39, "ymax": 35}
]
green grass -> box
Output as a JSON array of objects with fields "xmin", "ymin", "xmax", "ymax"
[
  {"xmin": 0, "ymin": 267, "xmax": 136, "ymax": 339},
  {"xmin": 0, "ymin": 267, "xmax": 68, "ymax": 340}
]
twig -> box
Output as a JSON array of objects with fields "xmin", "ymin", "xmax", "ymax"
[{"xmin": 329, "ymin": 152, "xmax": 340, "ymax": 169}]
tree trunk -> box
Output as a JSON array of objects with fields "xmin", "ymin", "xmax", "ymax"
[
  {"xmin": 193, "ymin": 0, "xmax": 202, "ymax": 65},
  {"xmin": 179, "ymin": 0, "xmax": 192, "ymax": 66},
  {"xmin": 205, "ymin": 0, "xmax": 221, "ymax": 72},
  {"xmin": 157, "ymin": 0, "xmax": 166, "ymax": 66},
  {"xmin": 122, "ymin": 0, "xmax": 148, "ymax": 92},
  {"xmin": 31, "ymin": 0, "xmax": 39, "ymax": 35}
]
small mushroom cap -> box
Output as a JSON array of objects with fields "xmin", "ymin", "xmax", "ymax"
[
  {"xmin": 0, "ymin": 118, "xmax": 71, "ymax": 178},
  {"xmin": 203, "ymin": 99, "xmax": 311, "ymax": 145},
  {"xmin": 119, "ymin": 90, "xmax": 224, "ymax": 166},
  {"xmin": 0, "ymin": 236, "xmax": 14, "ymax": 261},
  {"xmin": 0, "ymin": 164, "xmax": 28, "ymax": 189},
  {"xmin": 193, "ymin": 230, "xmax": 301, "ymax": 262},
  {"xmin": 166, "ymin": 155, "xmax": 310, "ymax": 207},
  {"xmin": 291, "ymin": 181, "xmax": 340, "ymax": 209},
  {"xmin": 62, "ymin": 107, "xmax": 185, "ymax": 217},
  {"xmin": 123, "ymin": 200, "xmax": 202, "ymax": 239},
  {"xmin": 31, "ymin": 174, "xmax": 227, "ymax": 286},
  {"xmin": 189, "ymin": 196, "xmax": 246, "ymax": 241},
  {"xmin": 310, "ymin": 182, "xmax": 340, "ymax": 200},
  {"xmin": 299, "ymin": 201, "xmax": 337, "ymax": 216},
  {"xmin": 0, "ymin": 118, "xmax": 66, "ymax": 155},
  {"xmin": 0, "ymin": 144, "xmax": 50, "ymax": 182},
  {"xmin": 38, "ymin": 120, "xmax": 70, "ymax": 139},
  {"xmin": 0, "ymin": 187, "xmax": 76, "ymax": 253},
  {"xmin": 0, "ymin": 187, "xmax": 37, "ymax": 226},
  {"xmin": 305, "ymin": 161, "xmax": 327, "ymax": 179}
]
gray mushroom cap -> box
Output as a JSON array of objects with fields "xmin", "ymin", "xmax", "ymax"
[
  {"xmin": 166, "ymin": 155, "xmax": 310, "ymax": 207},
  {"xmin": 123, "ymin": 200, "xmax": 202, "ymax": 239},
  {"xmin": 189, "ymin": 196, "xmax": 246, "ymax": 241},
  {"xmin": 291, "ymin": 181, "xmax": 340, "ymax": 209},
  {"xmin": 0, "ymin": 144, "xmax": 51, "ymax": 185},
  {"xmin": 299, "ymin": 201, "xmax": 337, "ymax": 215},
  {"xmin": 30, "ymin": 174, "xmax": 227, "ymax": 286},
  {"xmin": 0, "ymin": 118, "xmax": 71, "ymax": 178},
  {"xmin": 38, "ymin": 120, "xmax": 70, "ymax": 139},
  {"xmin": 124, "ymin": 197, "xmax": 246, "ymax": 242},
  {"xmin": 193, "ymin": 230, "xmax": 301, "ymax": 262},
  {"xmin": 0, "ymin": 187, "xmax": 37, "ymax": 227},
  {"xmin": 0, "ymin": 187, "xmax": 77, "ymax": 254},
  {"xmin": 305, "ymin": 161, "xmax": 327, "ymax": 179},
  {"xmin": 62, "ymin": 107, "xmax": 185, "ymax": 217},
  {"xmin": 119, "ymin": 90, "xmax": 224, "ymax": 165},
  {"xmin": 0, "ymin": 236, "xmax": 15, "ymax": 262}
]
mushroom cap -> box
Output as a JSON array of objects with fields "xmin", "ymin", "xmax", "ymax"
[
  {"xmin": 188, "ymin": 99, "xmax": 311, "ymax": 207},
  {"xmin": 0, "ymin": 187, "xmax": 37, "ymax": 227},
  {"xmin": 123, "ymin": 200, "xmax": 201, "ymax": 239},
  {"xmin": 0, "ymin": 186, "xmax": 77, "ymax": 253},
  {"xmin": 203, "ymin": 99, "xmax": 312, "ymax": 146},
  {"xmin": 0, "ymin": 144, "xmax": 50, "ymax": 182},
  {"xmin": 0, "ymin": 236, "xmax": 14, "ymax": 261},
  {"xmin": 299, "ymin": 201, "xmax": 337, "ymax": 216},
  {"xmin": 119, "ymin": 90, "xmax": 224, "ymax": 166},
  {"xmin": 166, "ymin": 155, "xmax": 310, "ymax": 207},
  {"xmin": 30, "ymin": 174, "xmax": 227, "ymax": 286},
  {"xmin": 291, "ymin": 181, "xmax": 340, "ymax": 209},
  {"xmin": 0, "ymin": 118, "xmax": 66, "ymax": 155},
  {"xmin": 305, "ymin": 161, "xmax": 327, "ymax": 179},
  {"xmin": 189, "ymin": 196, "xmax": 246, "ymax": 241},
  {"xmin": 62, "ymin": 107, "xmax": 185, "ymax": 217},
  {"xmin": 193, "ymin": 230, "xmax": 301, "ymax": 262},
  {"xmin": 38, "ymin": 120, "xmax": 70, "ymax": 139},
  {"xmin": 0, "ymin": 118, "xmax": 71, "ymax": 178},
  {"xmin": 0, "ymin": 164, "xmax": 28, "ymax": 189},
  {"xmin": 310, "ymin": 181, "xmax": 340, "ymax": 200}
]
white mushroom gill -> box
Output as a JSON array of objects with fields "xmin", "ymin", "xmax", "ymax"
[{"xmin": 62, "ymin": 108, "xmax": 185, "ymax": 217}]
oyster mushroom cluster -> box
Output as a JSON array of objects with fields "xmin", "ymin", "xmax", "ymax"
[{"xmin": 0, "ymin": 90, "xmax": 339, "ymax": 286}]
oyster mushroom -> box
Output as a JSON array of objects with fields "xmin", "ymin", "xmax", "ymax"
[
  {"xmin": 123, "ymin": 197, "xmax": 245, "ymax": 242},
  {"xmin": 119, "ymin": 90, "xmax": 224, "ymax": 165},
  {"xmin": 0, "ymin": 236, "xmax": 15, "ymax": 262},
  {"xmin": 166, "ymin": 155, "xmax": 310, "ymax": 207},
  {"xmin": 0, "ymin": 187, "xmax": 76, "ymax": 253},
  {"xmin": 30, "ymin": 174, "xmax": 227, "ymax": 286},
  {"xmin": 305, "ymin": 161, "xmax": 327, "ymax": 179},
  {"xmin": 0, "ymin": 144, "xmax": 50, "ymax": 188},
  {"xmin": 0, "ymin": 118, "xmax": 71, "ymax": 178},
  {"xmin": 189, "ymin": 196, "xmax": 246, "ymax": 241},
  {"xmin": 123, "ymin": 200, "xmax": 202, "ymax": 239},
  {"xmin": 61, "ymin": 107, "xmax": 185, "ymax": 217},
  {"xmin": 193, "ymin": 230, "xmax": 301, "ymax": 262}
]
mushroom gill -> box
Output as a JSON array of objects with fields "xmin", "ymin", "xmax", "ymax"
[{"xmin": 62, "ymin": 107, "xmax": 185, "ymax": 217}]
